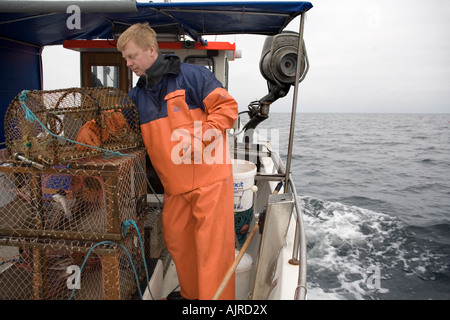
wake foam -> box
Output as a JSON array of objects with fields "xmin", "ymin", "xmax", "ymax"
[{"xmin": 300, "ymin": 196, "xmax": 449, "ymax": 300}]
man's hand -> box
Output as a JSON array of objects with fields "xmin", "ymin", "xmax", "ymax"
[{"xmin": 180, "ymin": 136, "xmax": 205, "ymax": 164}]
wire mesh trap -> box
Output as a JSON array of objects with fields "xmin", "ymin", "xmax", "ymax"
[
  {"xmin": 0, "ymin": 148, "xmax": 148, "ymax": 241},
  {"xmin": 4, "ymin": 87, "xmax": 143, "ymax": 165},
  {"xmin": 0, "ymin": 87, "xmax": 168, "ymax": 300},
  {"xmin": 0, "ymin": 220, "xmax": 147, "ymax": 300}
]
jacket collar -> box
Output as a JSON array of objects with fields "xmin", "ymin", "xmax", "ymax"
[{"xmin": 137, "ymin": 54, "xmax": 181, "ymax": 89}]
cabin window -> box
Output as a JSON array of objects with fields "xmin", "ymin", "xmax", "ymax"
[
  {"xmin": 81, "ymin": 52, "xmax": 131, "ymax": 92},
  {"xmin": 185, "ymin": 56, "xmax": 214, "ymax": 73},
  {"xmin": 90, "ymin": 65, "xmax": 120, "ymax": 89}
]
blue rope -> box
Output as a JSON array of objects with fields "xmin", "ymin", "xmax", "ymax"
[
  {"xmin": 68, "ymin": 240, "xmax": 146, "ymax": 300},
  {"xmin": 67, "ymin": 219, "xmax": 155, "ymax": 300},
  {"xmin": 123, "ymin": 219, "xmax": 154, "ymax": 300},
  {"xmin": 234, "ymin": 207, "xmax": 254, "ymax": 247},
  {"xmin": 18, "ymin": 90, "xmax": 162, "ymax": 206}
]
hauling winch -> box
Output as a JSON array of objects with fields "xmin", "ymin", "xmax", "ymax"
[{"xmin": 243, "ymin": 31, "xmax": 309, "ymax": 131}]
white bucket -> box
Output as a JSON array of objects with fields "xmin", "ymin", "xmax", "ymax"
[
  {"xmin": 235, "ymin": 249, "xmax": 253, "ymax": 300},
  {"xmin": 231, "ymin": 159, "xmax": 256, "ymax": 212}
]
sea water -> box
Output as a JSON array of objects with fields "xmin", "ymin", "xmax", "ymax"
[{"xmin": 257, "ymin": 113, "xmax": 450, "ymax": 300}]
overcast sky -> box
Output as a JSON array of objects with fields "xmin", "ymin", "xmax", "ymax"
[{"xmin": 43, "ymin": 0, "xmax": 450, "ymax": 113}]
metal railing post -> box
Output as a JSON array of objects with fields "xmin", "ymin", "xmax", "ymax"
[{"xmin": 285, "ymin": 11, "xmax": 306, "ymax": 193}]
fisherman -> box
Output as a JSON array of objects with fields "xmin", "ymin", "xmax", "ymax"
[{"xmin": 117, "ymin": 23, "xmax": 238, "ymax": 300}]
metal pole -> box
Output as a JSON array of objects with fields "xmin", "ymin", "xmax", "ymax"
[
  {"xmin": 284, "ymin": 12, "xmax": 306, "ymax": 193},
  {"xmin": 290, "ymin": 176, "xmax": 307, "ymax": 300},
  {"xmin": 285, "ymin": 13, "xmax": 307, "ymax": 299}
]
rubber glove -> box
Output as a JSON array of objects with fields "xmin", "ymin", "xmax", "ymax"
[
  {"xmin": 75, "ymin": 120, "xmax": 109, "ymax": 151},
  {"xmin": 103, "ymin": 110, "xmax": 129, "ymax": 137}
]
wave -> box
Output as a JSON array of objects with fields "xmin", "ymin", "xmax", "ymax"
[{"xmin": 300, "ymin": 196, "xmax": 450, "ymax": 300}]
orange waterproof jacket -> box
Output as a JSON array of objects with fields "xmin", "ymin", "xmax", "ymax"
[{"xmin": 128, "ymin": 54, "xmax": 238, "ymax": 195}]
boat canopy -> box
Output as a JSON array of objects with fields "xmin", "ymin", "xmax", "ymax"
[
  {"xmin": 0, "ymin": 1, "xmax": 312, "ymax": 142},
  {"xmin": 0, "ymin": 1, "xmax": 313, "ymax": 46}
]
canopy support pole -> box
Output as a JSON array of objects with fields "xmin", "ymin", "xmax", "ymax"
[
  {"xmin": 285, "ymin": 12, "xmax": 306, "ymax": 192},
  {"xmin": 284, "ymin": 12, "xmax": 308, "ymax": 300}
]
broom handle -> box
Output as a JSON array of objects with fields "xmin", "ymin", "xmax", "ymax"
[
  {"xmin": 212, "ymin": 181, "xmax": 283, "ymax": 300},
  {"xmin": 212, "ymin": 221, "xmax": 259, "ymax": 300}
]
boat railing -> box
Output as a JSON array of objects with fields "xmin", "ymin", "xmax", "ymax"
[
  {"xmin": 253, "ymin": 149, "xmax": 307, "ymax": 300},
  {"xmin": 269, "ymin": 150, "xmax": 307, "ymax": 300},
  {"xmin": 285, "ymin": 11, "xmax": 308, "ymax": 300},
  {"xmin": 289, "ymin": 175, "xmax": 307, "ymax": 300}
]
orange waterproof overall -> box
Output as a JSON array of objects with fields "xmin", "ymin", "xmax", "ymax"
[
  {"xmin": 162, "ymin": 176, "xmax": 235, "ymax": 299},
  {"xmin": 129, "ymin": 57, "xmax": 238, "ymax": 299}
]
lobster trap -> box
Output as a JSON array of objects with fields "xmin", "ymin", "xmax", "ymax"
[
  {"xmin": 0, "ymin": 221, "xmax": 147, "ymax": 300},
  {"xmin": 4, "ymin": 87, "xmax": 143, "ymax": 165},
  {"xmin": 0, "ymin": 148, "xmax": 148, "ymax": 241}
]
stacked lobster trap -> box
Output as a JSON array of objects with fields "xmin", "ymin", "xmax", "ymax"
[
  {"xmin": 0, "ymin": 224, "xmax": 146, "ymax": 300},
  {"xmin": 4, "ymin": 87, "xmax": 143, "ymax": 164},
  {"xmin": 0, "ymin": 87, "xmax": 162, "ymax": 300}
]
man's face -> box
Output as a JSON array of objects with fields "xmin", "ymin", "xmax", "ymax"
[{"xmin": 121, "ymin": 39, "xmax": 157, "ymax": 77}]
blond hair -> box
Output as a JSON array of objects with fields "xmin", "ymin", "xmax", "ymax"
[{"xmin": 117, "ymin": 23, "xmax": 159, "ymax": 52}]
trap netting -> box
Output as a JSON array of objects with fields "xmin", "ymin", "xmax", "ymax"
[
  {"xmin": 0, "ymin": 219, "xmax": 148, "ymax": 300},
  {"xmin": 0, "ymin": 148, "xmax": 148, "ymax": 241},
  {"xmin": 0, "ymin": 87, "xmax": 167, "ymax": 300},
  {"xmin": 4, "ymin": 87, "xmax": 143, "ymax": 165}
]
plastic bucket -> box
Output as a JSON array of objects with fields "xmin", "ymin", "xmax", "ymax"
[
  {"xmin": 231, "ymin": 159, "xmax": 256, "ymax": 212},
  {"xmin": 235, "ymin": 249, "xmax": 253, "ymax": 300}
]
